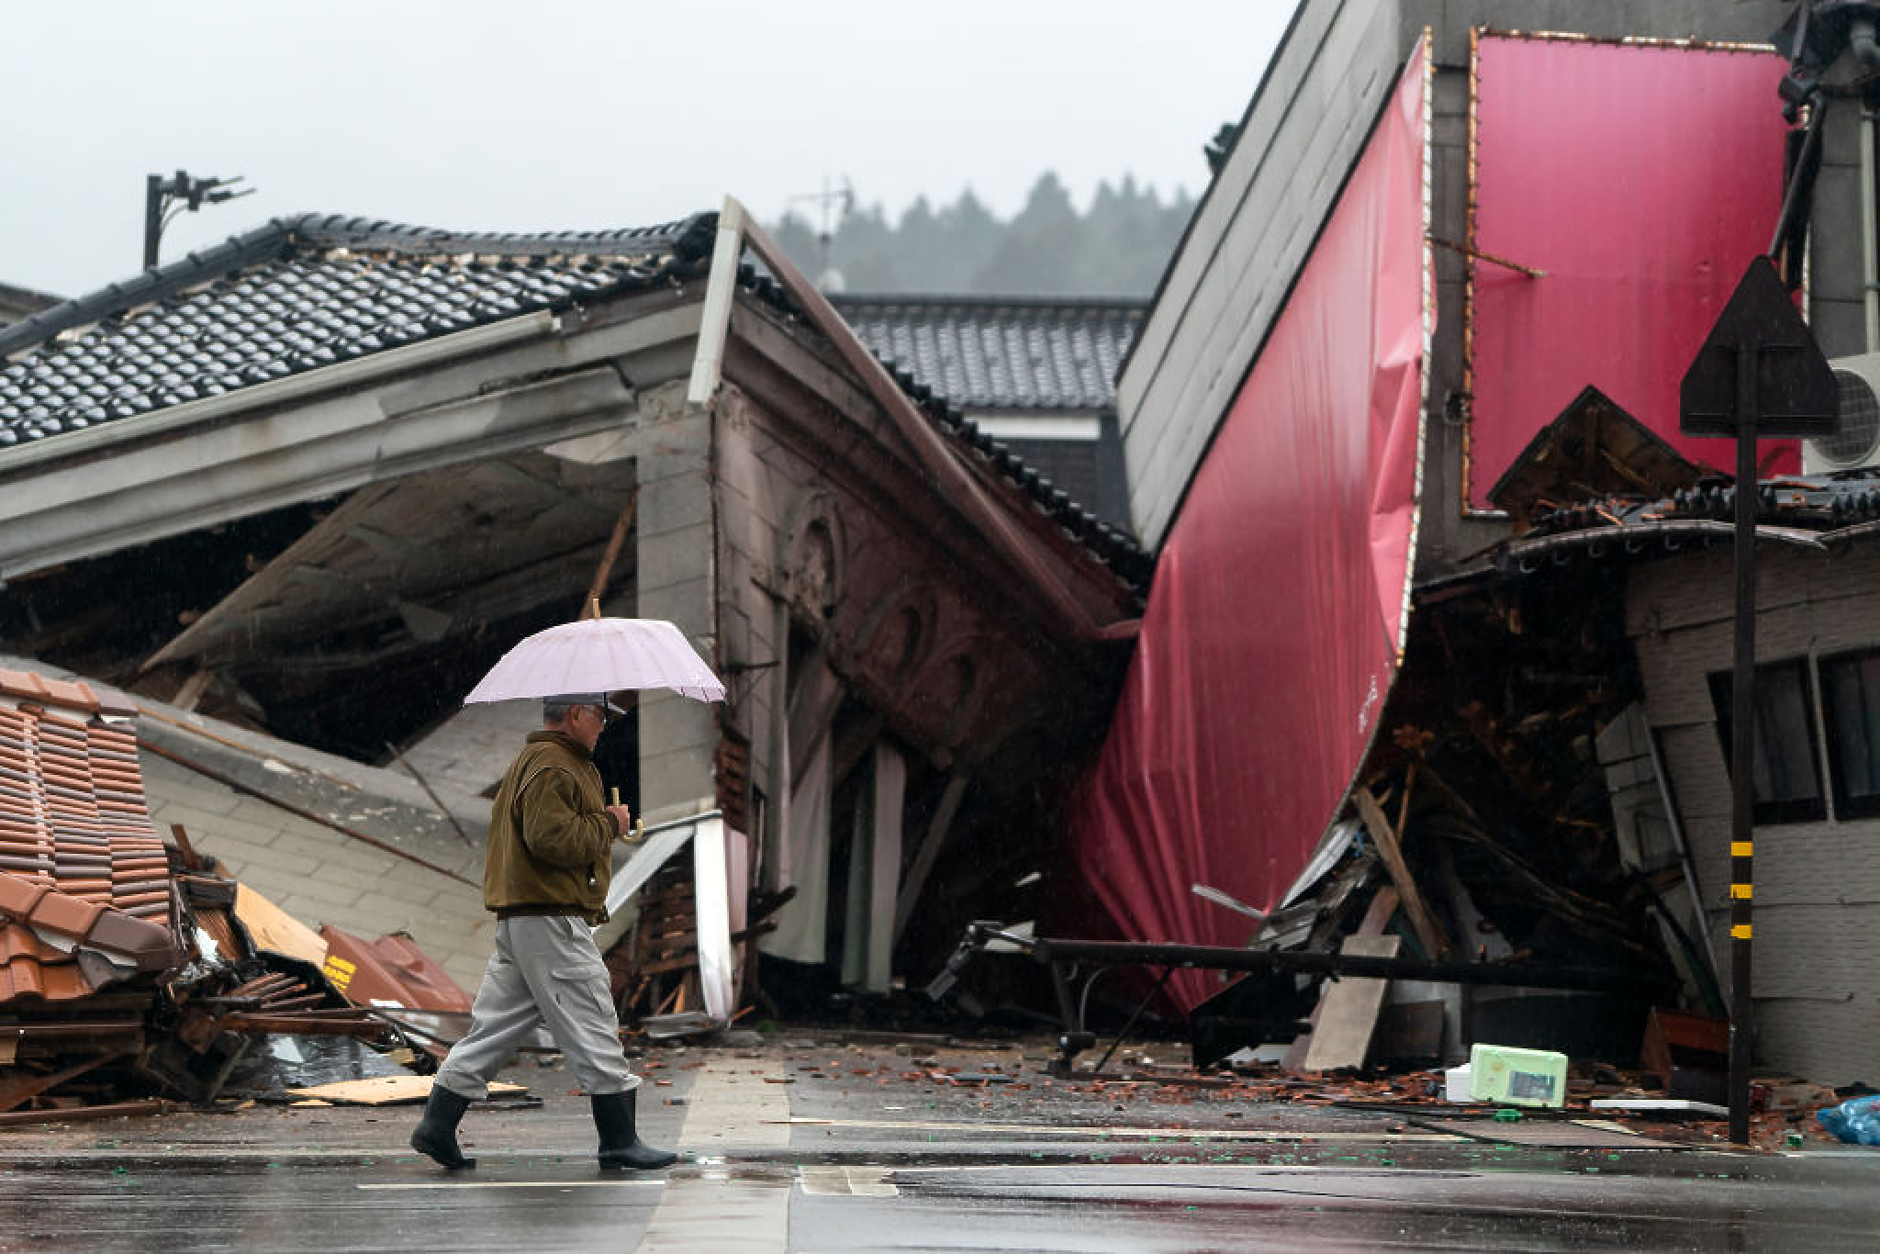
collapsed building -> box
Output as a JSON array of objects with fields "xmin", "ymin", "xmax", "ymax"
[
  {"xmin": 9, "ymin": 0, "xmax": 1875, "ymax": 1112},
  {"xmin": 1019, "ymin": 0, "xmax": 1880, "ymax": 1090},
  {"xmin": 0, "ymin": 204, "xmax": 1149, "ymax": 1059}
]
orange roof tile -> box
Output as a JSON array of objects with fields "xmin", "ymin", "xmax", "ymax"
[{"xmin": 0, "ymin": 670, "xmax": 184, "ymax": 1004}]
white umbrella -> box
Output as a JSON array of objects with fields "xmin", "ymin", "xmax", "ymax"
[{"xmin": 463, "ymin": 617, "xmax": 727, "ymax": 704}]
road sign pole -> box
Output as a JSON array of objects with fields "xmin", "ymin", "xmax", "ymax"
[
  {"xmin": 1681, "ymin": 255, "xmax": 1836, "ymax": 1147},
  {"xmin": 1728, "ymin": 345, "xmax": 1758, "ymax": 1148}
]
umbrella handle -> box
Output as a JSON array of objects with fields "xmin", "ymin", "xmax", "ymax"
[{"xmin": 609, "ymin": 787, "xmax": 643, "ymax": 843}]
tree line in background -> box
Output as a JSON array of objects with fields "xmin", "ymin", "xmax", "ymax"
[{"xmin": 767, "ymin": 172, "xmax": 1197, "ymax": 297}]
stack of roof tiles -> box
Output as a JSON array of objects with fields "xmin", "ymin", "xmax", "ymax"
[{"xmin": 0, "ymin": 670, "xmax": 181, "ymax": 1002}]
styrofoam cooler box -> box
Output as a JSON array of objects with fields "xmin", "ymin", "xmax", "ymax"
[
  {"xmin": 1444, "ymin": 1063, "xmax": 1473, "ymax": 1103},
  {"xmin": 1469, "ymin": 1043, "xmax": 1567, "ymax": 1108}
]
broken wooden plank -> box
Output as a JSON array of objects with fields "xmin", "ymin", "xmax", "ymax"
[
  {"xmin": 1301, "ymin": 934, "xmax": 1402, "ymax": 1072},
  {"xmin": 1354, "ymin": 785, "xmax": 1448, "ymax": 959},
  {"xmin": 233, "ymin": 883, "xmax": 328, "ymax": 968},
  {"xmin": 1284, "ymin": 887, "xmax": 1401, "ymax": 1075}
]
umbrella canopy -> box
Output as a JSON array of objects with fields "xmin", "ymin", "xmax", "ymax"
[{"xmin": 464, "ymin": 617, "xmax": 726, "ymax": 705}]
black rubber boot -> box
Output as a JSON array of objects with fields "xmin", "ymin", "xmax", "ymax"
[
  {"xmin": 410, "ymin": 1084, "xmax": 476, "ymax": 1169},
  {"xmin": 592, "ymin": 1088, "xmax": 677, "ymax": 1170}
]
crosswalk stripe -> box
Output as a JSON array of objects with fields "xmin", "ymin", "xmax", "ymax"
[{"xmin": 634, "ymin": 1060, "xmax": 794, "ymax": 1253}]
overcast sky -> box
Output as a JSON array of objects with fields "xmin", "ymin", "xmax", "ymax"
[{"xmin": 4, "ymin": 2, "xmax": 1294, "ymax": 299}]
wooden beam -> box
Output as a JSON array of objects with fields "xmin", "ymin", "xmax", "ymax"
[
  {"xmin": 1353, "ymin": 785, "xmax": 1448, "ymax": 960},
  {"xmin": 171, "ymin": 668, "xmax": 212, "ymax": 713},
  {"xmin": 0, "ymin": 1049, "xmax": 132, "ymax": 1113},
  {"xmin": 582, "ymin": 488, "xmax": 640, "ymax": 614},
  {"xmin": 894, "ymin": 773, "xmax": 969, "ymax": 942}
]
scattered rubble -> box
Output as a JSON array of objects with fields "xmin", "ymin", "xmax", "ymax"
[{"xmin": 0, "ymin": 669, "xmax": 475, "ymax": 1124}]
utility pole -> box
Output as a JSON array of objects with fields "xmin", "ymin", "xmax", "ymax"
[{"xmin": 143, "ymin": 171, "xmax": 253, "ymax": 270}]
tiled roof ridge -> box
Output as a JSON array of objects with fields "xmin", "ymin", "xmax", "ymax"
[
  {"xmin": 0, "ymin": 218, "xmax": 297, "ymax": 359},
  {"xmin": 0, "ymin": 210, "xmax": 720, "ymax": 362},
  {"xmin": 285, "ymin": 210, "xmax": 719, "ymax": 261}
]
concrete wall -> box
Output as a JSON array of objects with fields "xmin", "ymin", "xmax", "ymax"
[
  {"xmin": 1628, "ymin": 540, "xmax": 1880, "ymax": 1085},
  {"xmin": 1801, "ymin": 61, "xmax": 1873, "ymax": 361},
  {"xmin": 626, "ymin": 383, "xmax": 721, "ymax": 823},
  {"xmin": 1123, "ymin": 0, "xmax": 1792, "ymax": 560}
]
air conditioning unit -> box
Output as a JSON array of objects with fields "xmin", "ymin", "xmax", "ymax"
[{"xmin": 1804, "ymin": 351, "xmax": 1880, "ymax": 474}]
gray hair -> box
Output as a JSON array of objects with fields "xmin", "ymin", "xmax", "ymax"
[{"xmin": 542, "ymin": 698, "xmax": 582, "ymax": 724}]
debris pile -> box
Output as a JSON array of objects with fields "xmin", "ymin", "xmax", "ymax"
[
  {"xmin": 1189, "ymin": 559, "xmax": 1688, "ymax": 1072},
  {"xmin": 930, "ymin": 558, "xmax": 1726, "ymax": 1109},
  {"xmin": 0, "ymin": 668, "xmax": 469, "ymax": 1124}
]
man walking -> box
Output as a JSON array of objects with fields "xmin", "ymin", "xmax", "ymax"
[{"xmin": 411, "ymin": 693, "xmax": 675, "ymax": 1171}]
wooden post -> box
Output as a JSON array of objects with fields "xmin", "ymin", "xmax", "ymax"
[{"xmin": 582, "ymin": 489, "xmax": 639, "ymax": 616}]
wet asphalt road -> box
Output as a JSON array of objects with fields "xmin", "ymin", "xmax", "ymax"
[{"xmin": 0, "ymin": 1036, "xmax": 1875, "ymax": 1252}]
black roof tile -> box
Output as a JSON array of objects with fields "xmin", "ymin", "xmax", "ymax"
[
  {"xmin": 830, "ymin": 294, "xmax": 1144, "ymax": 413},
  {"xmin": 0, "ymin": 212, "xmax": 716, "ymax": 444}
]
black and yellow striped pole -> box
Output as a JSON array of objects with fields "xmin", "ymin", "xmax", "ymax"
[
  {"xmin": 1680, "ymin": 257, "xmax": 1838, "ymax": 1148},
  {"xmin": 1725, "ymin": 340, "xmax": 1758, "ymax": 1148}
]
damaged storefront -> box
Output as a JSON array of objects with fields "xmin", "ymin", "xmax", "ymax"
[{"xmin": 993, "ymin": 4, "xmax": 1869, "ymax": 1097}]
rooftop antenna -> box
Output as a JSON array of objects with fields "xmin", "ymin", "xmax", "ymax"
[
  {"xmin": 143, "ymin": 170, "xmax": 254, "ymax": 270},
  {"xmin": 786, "ymin": 175, "xmax": 854, "ymax": 288}
]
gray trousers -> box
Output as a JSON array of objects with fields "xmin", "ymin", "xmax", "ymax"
[{"xmin": 434, "ymin": 914, "xmax": 640, "ymax": 1099}]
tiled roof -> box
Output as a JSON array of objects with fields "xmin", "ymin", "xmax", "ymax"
[
  {"xmin": 0, "ymin": 669, "xmax": 183, "ymax": 1003},
  {"xmin": 1523, "ymin": 470, "xmax": 1880, "ymax": 536},
  {"xmin": 0, "ymin": 213, "xmax": 1153, "ymax": 597},
  {"xmin": 1495, "ymin": 468, "xmax": 1880, "ymax": 572},
  {"xmin": 831, "ymin": 295, "xmax": 1144, "ymax": 412},
  {"xmin": 0, "ymin": 212, "xmax": 717, "ymax": 444}
]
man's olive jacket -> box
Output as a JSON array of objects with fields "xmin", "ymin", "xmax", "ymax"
[{"xmin": 483, "ymin": 731, "xmax": 618, "ymax": 924}]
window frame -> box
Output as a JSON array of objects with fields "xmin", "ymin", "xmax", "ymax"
[
  {"xmin": 1818, "ymin": 646, "xmax": 1880, "ymax": 821},
  {"xmin": 1707, "ymin": 657, "xmax": 1827, "ymax": 826}
]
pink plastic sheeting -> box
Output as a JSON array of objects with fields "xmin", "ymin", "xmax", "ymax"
[
  {"xmin": 1055, "ymin": 43, "xmax": 1430, "ymax": 1013},
  {"xmin": 1467, "ymin": 35, "xmax": 1796, "ymax": 509}
]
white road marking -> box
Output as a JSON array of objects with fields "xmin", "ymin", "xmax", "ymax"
[
  {"xmin": 778, "ymin": 1116, "xmax": 1459, "ymax": 1143},
  {"xmin": 634, "ymin": 1061, "xmax": 794, "ymax": 1253},
  {"xmin": 360, "ymin": 1180, "xmax": 664, "ymax": 1190},
  {"xmin": 800, "ymin": 1166, "xmax": 899, "ymax": 1196},
  {"xmin": 838, "ymin": 1162, "xmax": 1463, "ymax": 1177}
]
